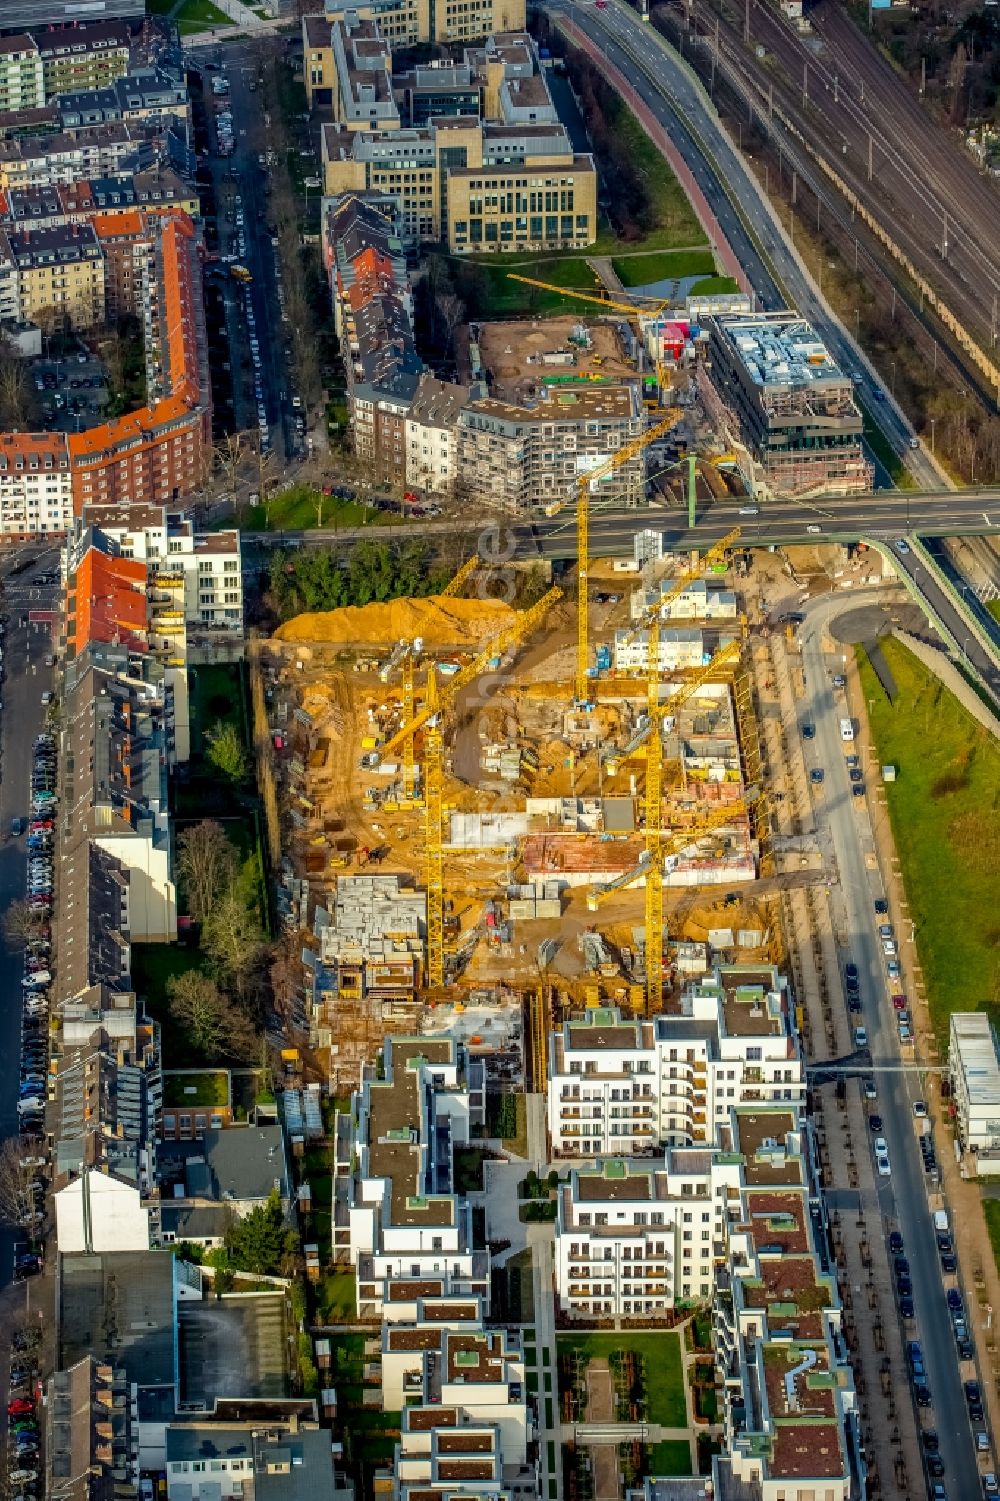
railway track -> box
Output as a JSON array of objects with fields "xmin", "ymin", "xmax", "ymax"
[{"xmin": 674, "ymin": 0, "xmax": 1000, "ymax": 386}]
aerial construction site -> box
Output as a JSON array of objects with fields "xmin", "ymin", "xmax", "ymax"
[{"xmin": 255, "ymin": 511, "xmax": 775, "ymax": 1089}]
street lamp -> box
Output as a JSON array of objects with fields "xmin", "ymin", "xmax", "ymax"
[{"xmin": 930, "ymin": 418, "xmax": 936, "ymax": 455}]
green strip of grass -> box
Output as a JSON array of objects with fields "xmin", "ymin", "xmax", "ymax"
[
  {"xmin": 611, "ymin": 248, "xmax": 716, "ymax": 288},
  {"xmin": 856, "ymin": 396, "xmax": 915, "ymax": 490},
  {"xmin": 857, "ymin": 637, "xmax": 1000, "ymax": 1045},
  {"xmin": 984, "ymin": 1198, "xmax": 1000, "ymax": 1276}
]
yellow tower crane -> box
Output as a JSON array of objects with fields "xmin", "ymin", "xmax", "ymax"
[
  {"xmin": 645, "ymin": 615, "xmax": 664, "ymax": 1014},
  {"xmin": 505, "ymin": 273, "xmax": 673, "ymax": 318},
  {"xmin": 439, "ymin": 555, "xmax": 480, "ymax": 598},
  {"xmin": 381, "ymin": 586, "xmax": 564, "ymax": 988},
  {"xmin": 574, "ymin": 412, "xmax": 682, "ymax": 705}
]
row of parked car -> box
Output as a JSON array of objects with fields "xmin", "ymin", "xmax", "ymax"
[
  {"xmin": 15, "ymin": 733, "xmax": 57, "ymax": 1166},
  {"xmin": 7, "ymin": 1323, "xmax": 43, "ymax": 1498}
]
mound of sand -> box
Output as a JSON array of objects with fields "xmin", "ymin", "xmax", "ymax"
[{"xmin": 275, "ymin": 595, "xmax": 517, "ymax": 648}]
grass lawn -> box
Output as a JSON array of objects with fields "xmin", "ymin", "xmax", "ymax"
[
  {"xmin": 242, "ymin": 485, "xmax": 382, "ymax": 533},
  {"xmin": 173, "ymin": 0, "xmax": 234, "ymax": 32},
  {"xmin": 648, "ymin": 1440, "xmax": 693, "ymax": 1477},
  {"xmin": 189, "ymin": 662, "xmax": 247, "ymax": 760},
  {"xmin": 452, "ymin": 254, "xmax": 610, "ymax": 320},
  {"xmin": 857, "ymin": 397, "xmax": 916, "ymax": 489},
  {"xmin": 589, "ymin": 106, "xmax": 707, "ymax": 255},
  {"xmin": 558, "ymin": 1331, "xmax": 685, "ymax": 1427},
  {"xmin": 689, "ymin": 274, "xmax": 740, "ymax": 297},
  {"xmin": 857, "ymin": 638, "xmax": 1000, "ymax": 1043},
  {"xmin": 316, "ymin": 1268, "xmax": 356, "ymax": 1323},
  {"xmin": 986, "ymin": 599, "xmax": 1000, "ymax": 623},
  {"xmin": 983, "ymin": 1198, "xmax": 1000, "ymax": 1275},
  {"xmin": 163, "ymin": 1070, "xmax": 230, "ymax": 1108},
  {"xmin": 485, "ymin": 1090, "xmax": 529, "ymax": 1158},
  {"xmin": 611, "ymin": 248, "xmax": 716, "ymax": 288},
  {"xmin": 131, "ymin": 944, "xmax": 212, "ymax": 1068}
]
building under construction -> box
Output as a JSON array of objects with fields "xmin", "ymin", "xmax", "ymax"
[{"xmin": 705, "ymin": 312, "xmax": 872, "ymax": 498}]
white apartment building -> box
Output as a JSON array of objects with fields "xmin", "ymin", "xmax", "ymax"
[
  {"xmin": 613, "ymin": 626, "xmax": 712, "ymax": 674},
  {"xmin": 334, "ymin": 1035, "xmax": 489, "ymax": 1317},
  {"xmin": 950, "ymin": 1011, "xmax": 1000, "ymax": 1156},
  {"xmin": 629, "ymin": 575, "xmax": 740, "ymax": 623},
  {"xmin": 0, "ymin": 35, "xmax": 45, "ymax": 115},
  {"xmin": 547, "ymin": 968, "xmax": 804, "ymax": 1157},
  {"xmin": 555, "ymin": 1149, "xmax": 746, "ymax": 1317},
  {"xmin": 404, "ymin": 373, "xmax": 468, "ymax": 495},
  {"xmin": 81, "ymin": 502, "xmax": 244, "ymax": 633},
  {"xmin": 0, "ymin": 432, "xmax": 75, "ymax": 536}
]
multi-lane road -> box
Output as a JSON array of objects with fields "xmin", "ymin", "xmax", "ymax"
[
  {"xmin": 0, "ymin": 556, "xmax": 56, "ymax": 1305},
  {"xmin": 801, "ymin": 592, "xmax": 983, "ymax": 1501},
  {"xmin": 242, "ymin": 485, "xmax": 1000, "ymax": 559},
  {"xmin": 550, "ymin": 0, "xmax": 944, "ymax": 490},
  {"xmin": 193, "ymin": 36, "xmax": 297, "ymax": 461}
]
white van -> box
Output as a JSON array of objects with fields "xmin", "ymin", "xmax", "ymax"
[{"xmin": 840, "ymin": 718, "xmax": 855, "ymax": 742}]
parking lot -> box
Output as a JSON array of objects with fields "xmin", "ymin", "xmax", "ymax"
[{"xmin": 29, "ymin": 351, "xmax": 109, "ymax": 432}]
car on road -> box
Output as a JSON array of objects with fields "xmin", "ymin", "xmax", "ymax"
[
  {"xmin": 983, "ymin": 1473, "xmax": 998, "ymax": 1498},
  {"xmin": 864, "ymin": 1078, "xmax": 878, "ymax": 1100},
  {"xmin": 887, "ymin": 960, "xmax": 901, "ymax": 980},
  {"xmin": 913, "ymin": 1100, "xmax": 928, "ymax": 1118},
  {"xmin": 900, "ymin": 1294, "xmax": 915, "ymax": 1319},
  {"xmin": 851, "ymin": 782, "xmax": 865, "ymax": 797},
  {"xmin": 801, "ymin": 722, "xmax": 815, "ymax": 740},
  {"xmin": 874, "ymin": 898, "xmax": 889, "ymax": 915},
  {"xmin": 966, "ymin": 1381, "xmax": 985, "ymax": 1421},
  {"xmin": 854, "ymin": 1026, "xmax": 868, "ymax": 1049},
  {"xmin": 914, "ymin": 1383, "xmax": 932, "ymax": 1407},
  {"xmin": 810, "ymin": 767, "xmax": 825, "ymax": 783},
  {"xmin": 876, "ymin": 1152, "xmax": 891, "ymax": 1177},
  {"xmin": 895, "ymin": 538, "xmax": 910, "ymax": 553},
  {"xmin": 869, "ymin": 1115, "xmax": 883, "ymax": 1133},
  {"xmin": 806, "ymin": 524, "xmax": 821, "ymax": 534},
  {"xmin": 948, "ymin": 1288, "xmax": 964, "ymax": 1313}
]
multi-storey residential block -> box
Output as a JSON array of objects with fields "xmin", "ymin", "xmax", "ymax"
[
  {"xmin": 83, "ymin": 502, "xmax": 244, "ymax": 634},
  {"xmin": 52, "ymin": 1002, "xmax": 163, "ymax": 1253},
  {"xmin": 457, "ymin": 383, "xmax": 644, "ymax": 512},
  {"xmin": 547, "ymin": 970, "xmax": 803, "ymax": 1156},
  {"xmin": 46, "ymin": 1358, "xmax": 138, "ymax": 1501},
  {"xmin": 0, "ymin": 169, "xmax": 199, "ymax": 235},
  {"xmin": 0, "ymin": 429, "xmax": 73, "ymax": 535},
  {"xmin": 36, "ymin": 20, "xmax": 133, "ymax": 99},
  {"xmin": 333, "ymin": 1035, "xmax": 488, "ymax": 1317},
  {"xmin": 0, "ymin": 33, "xmax": 45, "ymax": 114},
  {"xmin": 0, "ymin": 219, "xmax": 104, "ymax": 328},
  {"xmin": 405, "ymin": 373, "xmax": 469, "ymax": 495},
  {"xmin": 0, "ymin": 122, "xmax": 148, "ymax": 189},
  {"xmin": 55, "ymin": 67, "xmax": 189, "ymax": 137}
]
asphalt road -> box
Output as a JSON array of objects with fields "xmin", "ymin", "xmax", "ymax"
[
  {"xmin": 552, "ymin": 0, "xmax": 942, "ymax": 489},
  {"xmin": 800, "ymin": 592, "xmax": 981, "ymax": 1500},
  {"xmin": 0, "ymin": 552, "xmax": 57, "ymax": 1301},
  {"xmin": 886, "ymin": 540, "xmax": 1000, "ymax": 700},
  {"xmin": 242, "ymin": 485, "xmax": 1000, "ymax": 561},
  {"xmin": 197, "ymin": 36, "xmax": 295, "ymax": 461}
]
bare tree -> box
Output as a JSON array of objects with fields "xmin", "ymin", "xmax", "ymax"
[
  {"xmin": 167, "ymin": 969, "xmax": 257, "ymax": 1062},
  {"xmin": 177, "ymin": 820, "xmax": 239, "ymax": 923},
  {"xmin": 3, "ymin": 899, "xmax": 45, "ymax": 952},
  {"xmin": 0, "ymin": 347, "xmax": 29, "ymax": 430},
  {"xmin": 202, "ymin": 888, "xmax": 267, "ymax": 997},
  {"xmin": 0, "ymin": 1138, "xmax": 42, "ymax": 1230}
]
